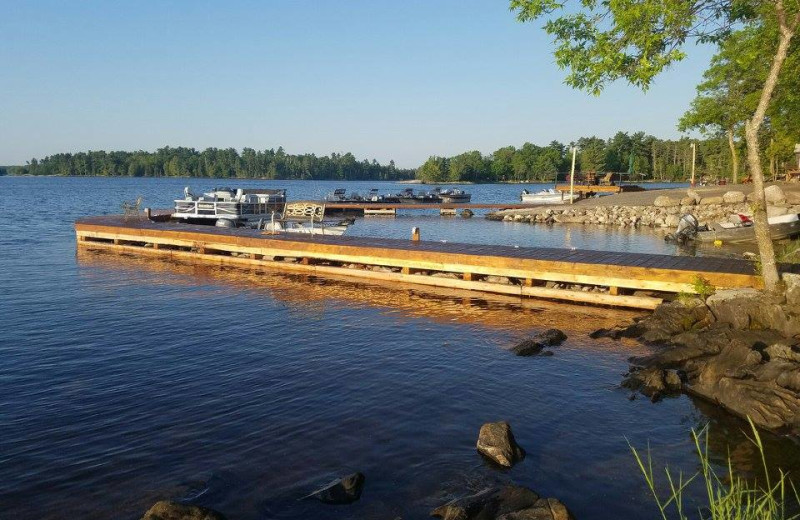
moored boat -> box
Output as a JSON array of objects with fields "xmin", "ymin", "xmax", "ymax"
[
  {"xmin": 174, "ymin": 186, "xmax": 286, "ymax": 226},
  {"xmin": 667, "ymin": 213, "xmax": 800, "ymax": 243},
  {"xmin": 520, "ymin": 188, "xmax": 579, "ymax": 204},
  {"xmin": 438, "ymin": 188, "xmax": 471, "ymax": 203}
]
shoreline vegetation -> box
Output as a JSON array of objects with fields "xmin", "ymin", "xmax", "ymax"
[{"xmin": 3, "ymin": 129, "xmax": 790, "ymax": 184}]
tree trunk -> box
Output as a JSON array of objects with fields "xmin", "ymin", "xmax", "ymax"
[
  {"xmin": 743, "ymin": 19, "xmax": 795, "ymax": 292},
  {"xmin": 727, "ymin": 128, "xmax": 739, "ymax": 184}
]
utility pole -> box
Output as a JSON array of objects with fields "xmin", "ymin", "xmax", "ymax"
[
  {"xmin": 690, "ymin": 142, "xmax": 696, "ymax": 187},
  {"xmin": 569, "ymin": 147, "xmax": 577, "ymax": 204}
]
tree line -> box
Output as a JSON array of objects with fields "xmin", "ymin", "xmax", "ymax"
[
  {"xmin": 9, "ymin": 147, "xmax": 414, "ymax": 181},
  {"xmin": 416, "ymin": 133, "xmax": 753, "ymax": 183}
]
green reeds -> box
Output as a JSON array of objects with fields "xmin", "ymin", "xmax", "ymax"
[{"xmin": 630, "ymin": 418, "xmax": 799, "ymax": 520}]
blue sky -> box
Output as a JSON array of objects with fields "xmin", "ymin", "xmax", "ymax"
[{"xmin": 0, "ymin": 0, "xmax": 713, "ymax": 167}]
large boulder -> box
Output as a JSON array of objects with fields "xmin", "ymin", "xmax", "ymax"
[
  {"xmin": 706, "ymin": 289, "xmax": 800, "ymax": 337},
  {"xmin": 654, "ymin": 196, "xmax": 680, "ymax": 208},
  {"xmin": 510, "ymin": 329, "xmax": 567, "ymax": 356},
  {"xmin": 687, "ymin": 189, "xmax": 702, "ymax": 203},
  {"xmin": 784, "ymin": 273, "xmax": 800, "ymax": 306},
  {"xmin": 141, "ymin": 501, "xmax": 226, "ymax": 520},
  {"xmin": 476, "ymin": 421, "xmax": 526, "ymax": 467},
  {"xmin": 722, "ymin": 191, "xmax": 746, "ymax": 204},
  {"xmin": 765, "ymin": 185, "xmax": 787, "ymax": 204},
  {"xmin": 698, "ymin": 196, "xmax": 724, "ymax": 206},
  {"xmin": 306, "ymin": 472, "xmax": 365, "ymax": 504}
]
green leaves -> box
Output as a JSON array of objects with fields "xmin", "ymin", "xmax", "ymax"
[{"xmin": 510, "ymin": 0, "xmax": 731, "ymax": 93}]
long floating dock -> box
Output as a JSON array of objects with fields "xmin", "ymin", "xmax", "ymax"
[
  {"xmin": 324, "ymin": 202, "xmax": 543, "ymax": 216},
  {"xmin": 74, "ymin": 215, "xmax": 771, "ymax": 310}
]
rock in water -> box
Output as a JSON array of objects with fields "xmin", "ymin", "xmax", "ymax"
[
  {"xmin": 431, "ymin": 486, "xmax": 539, "ymax": 520},
  {"xmin": 431, "ymin": 486, "xmax": 574, "ymax": 520},
  {"xmin": 496, "ymin": 498, "xmax": 575, "ymax": 520},
  {"xmin": 510, "ymin": 329, "xmax": 567, "ymax": 356},
  {"xmin": 306, "ymin": 472, "xmax": 365, "ymax": 504},
  {"xmin": 141, "ymin": 501, "xmax": 226, "ymax": 520},
  {"xmin": 476, "ymin": 421, "xmax": 525, "ymax": 467},
  {"xmin": 461, "ymin": 209, "xmax": 475, "ymax": 218}
]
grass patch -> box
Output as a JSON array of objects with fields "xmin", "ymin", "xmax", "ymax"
[{"xmin": 630, "ymin": 418, "xmax": 799, "ymax": 520}]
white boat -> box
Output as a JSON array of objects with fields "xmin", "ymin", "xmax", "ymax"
[
  {"xmin": 260, "ymin": 221, "xmax": 348, "ymax": 236},
  {"xmin": 520, "ymin": 188, "xmax": 578, "ymax": 204},
  {"xmin": 174, "ymin": 186, "xmax": 286, "ymax": 226},
  {"xmin": 257, "ymin": 200, "xmax": 351, "ymax": 236}
]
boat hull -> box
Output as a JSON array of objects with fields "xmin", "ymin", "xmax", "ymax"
[{"xmin": 695, "ymin": 220, "xmax": 800, "ymax": 243}]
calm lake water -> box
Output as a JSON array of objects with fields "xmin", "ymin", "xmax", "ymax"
[{"xmin": 1, "ymin": 176, "xmax": 796, "ymax": 520}]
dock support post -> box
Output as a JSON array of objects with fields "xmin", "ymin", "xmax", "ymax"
[
  {"xmin": 152, "ymin": 243, "xmax": 160, "ymax": 250},
  {"xmin": 525, "ymin": 278, "xmax": 534, "ymax": 287},
  {"xmin": 411, "ymin": 227, "xmax": 420, "ymax": 242},
  {"xmin": 113, "ymin": 239, "xmax": 121, "ymax": 245},
  {"xmin": 463, "ymin": 272, "xmax": 473, "ymax": 281},
  {"xmin": 301, "ymin": 257, "xmax": 310, "ymax": 265},
  {"xmin": 609, "ymin": 286, "xmax": 619, "ymax": 296},
  {"xmin": 401, "ymin": 266, "xmax": 411, "ymax": 275}
]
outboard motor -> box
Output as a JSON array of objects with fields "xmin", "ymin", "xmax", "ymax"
[{"xmin": 665, "ymin": 214, "xmax": 699, "ymax": 243}]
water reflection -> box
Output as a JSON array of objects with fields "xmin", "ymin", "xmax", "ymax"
[{"xmin": 76, "ymin": 249, "xmax": 644, "ymax": 337}]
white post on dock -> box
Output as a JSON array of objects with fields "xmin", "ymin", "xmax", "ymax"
[
  {"xmin": 690, "ymin": 142, "xmax": 697, "ymax": 187},
  {"xmin": 411, "ymin": 227, "xmax": 420, "ymax": 242},
  {"xmin": 569, "ymin": 147, "xmax": 577, "ymax": 204}
]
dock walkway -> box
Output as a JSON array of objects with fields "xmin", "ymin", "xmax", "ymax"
[{"xmin": 74, "ymin": 215, "xmax": 777, "ymax": 310}]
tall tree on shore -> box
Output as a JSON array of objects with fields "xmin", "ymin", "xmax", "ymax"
[{"xmin": 510, "ymin": 0, "xmax": 800, "ymax": 292}]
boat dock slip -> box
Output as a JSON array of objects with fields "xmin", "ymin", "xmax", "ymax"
[
  {"xmin": 74, "ymin": 215, "xmax": 775, "ymax": 310},
  {"xmin": 324, "ymin": 202, "xmax": 542, "ymax": 216}
]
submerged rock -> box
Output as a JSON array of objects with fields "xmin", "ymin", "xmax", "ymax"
[
  {"xmin": 497, "ymin": 498, "xmax": 575, "ymax": 520},
  {"xmin": 510, "ymin": 329, "xmax": 567, "ymax": 356},
  {"xmin": 476, "ymin": 421, "xmax": 526, "ymax": 467},
  {"xmin": 461, "ymin": 209, "xmax": 475, "ymax": 218},
  {"xmin": 306, "ymin": 472, "xmax": 365, "ymax": 504},
  {"xmin": 141, "ymin": 501, "xmax": 226, "ymax": 520},
  {"xmin": 431, "ymin": 486, "xmax": 574, "ymax": 520}
]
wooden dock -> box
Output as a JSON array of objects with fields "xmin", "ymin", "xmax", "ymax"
[
  {"xmin": 324, "ymin": 202, "xmax": 543, "ymax": 216},
  {"xmin": 555, "ymin": 185, "xmax": 646, "ymax": 195},
  {"xmin": 74, "ymin": 215, "xmax": 774, "ymax": 310}
]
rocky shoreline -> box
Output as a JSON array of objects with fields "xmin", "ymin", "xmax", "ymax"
[
  {"xmin": 594, "ymin": 275, "xmax": 800, "ymax": 434},
  {"xmin": 489, "ymin": 185, "xmax": 800, "ymax": 229}
]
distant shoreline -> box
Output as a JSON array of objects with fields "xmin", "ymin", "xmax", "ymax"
[{"xmin": 2, "ymin": 174, "xmax": 690, "ymax": 186}]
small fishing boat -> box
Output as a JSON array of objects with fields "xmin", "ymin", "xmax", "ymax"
[
  {"xmin": 257, "ymin": 201, "xmax": 352, "ymax": 236},
  {"xmin": 396, "ymin": 188, "xmax": 440, "ymax": 203},
  {"xmin": 667, "ymin": 213, "xmax": 800, "ymax": 243},
  {"xmin": 174, "ymin": 186, "xmax": 286, "ymax": 226},
  {"xmin": 438, "ymin": 188, "xmax": 471, "ymax": 203},
  {"xmin": 364, "ymin": 188, "xmax": 401, "ymax": 203},
  {"xmin": 520, "ymin": 188, "xmax": 578, "ymax": 204},
  {"xmin": 258, "ymin": 220, "xmax": 349, "ymax": 236},
  {"xmin": 325, "ymin": 188, "xmax": 364, "ymax": 202}
]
